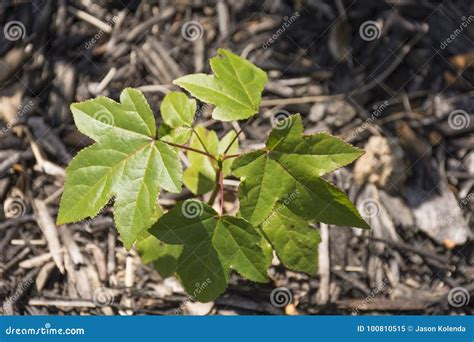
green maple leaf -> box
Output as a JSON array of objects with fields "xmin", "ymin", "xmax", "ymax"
[
  {"xmin": 232, "ymin": 114, "xmax": 368, "ymax": 273},
  {"xmin": 261, "ymin": 206, "xmax": 321, "ymax": 275},
  {"xmin": 57, "ymin": 88, "xmax": 183, "ymax": 249},
  {"xmin": 159, "ymin": 125, "xmax": 193, "ymax": 145},
  {"xmin": 232, "ymin": 114, "xmax": 368, "ymax": 228},
  {"xmin": 183, "ymin": 125, "xmax": 238, "ymax": 195},
  {"xmin": 150, "ymin": 200, "xmax": 269, "ymax": 302},
  {"xmin": 160, "ymin": 91, "xmax": 196, "ymax": 128},
  {"xmin": 174, "ymin": 49, "xmax": 268, "ymax": 121},
  {"xmin": 136, "ymin": 204, "xmax": 183, "ymax": 278},
  {"xmin": 137, "ymin": 233, "xmax": 183, "ymax": 278},
  {"xmin": 57, "ymin": 49, "xmax": 369, "ymax": 304},
  {"xmin": 158, "ymin": 92, "xmax": 195, "ymax": 145}
]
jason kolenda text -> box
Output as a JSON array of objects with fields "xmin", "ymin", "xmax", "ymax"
[{"xmin": 415, "ymin": 325, "xmax": 466, "ymax": 332}]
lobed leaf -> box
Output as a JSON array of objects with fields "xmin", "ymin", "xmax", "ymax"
[
  {"xmin": 174, "ymin": 49, "xmax": 268, "ymax": 121},
  {"xmin": 136, "ymin": 233, "xmax": 183, "ymax": 278},
  {"xmin": 232, "ymin": 114, "xmax": 367, "ymax": 229},
  {"xmin": 261, "ymin": 205, "xmax": 320, "ymax": 275},
  {"xmin": 71, "ymin": 88, "xmax": 156, "ymax": 142},
  {"xmin": 136, "ymin": 204, "xmax": 183, "ymax": 278},
  {"xmin": 58, "ymin": 88, "xmax": 183, "ymax": 249},
  {"xmin": 232, "ymin": 114, "xmax": 368, "ymax": 273},
  {"xmin": 266, "ymin": 114, "xmax": 365, "ymax": 178},
  {"xmin": 160, "ymin": 91, "xmax": 196, "ymax": 128},
  {"xmin": 58, "ymin": 50, "xmax": 369, "ymax": 303},
  {"xmin": 150, "ymin": 200, "xmax": 269, "ymax": 301}
]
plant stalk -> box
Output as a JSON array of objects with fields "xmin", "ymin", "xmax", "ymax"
[
  {"xmin": 208, "ymin": 168, "xmax": 221, "ymax": 206},
  {"xmin": 219, "ymin": 169, "xmax": 224, "ymax": 215},
  {"xmin": 191, "ymin": 127, "xmax": 210, "ymax": 154},
  {"xmin": 222, "ymin": 153, "xmax": 241, "ymax": 160},
  {"xmin": 161, "ymin": 139, "xmax": 216, "ymax": 160},
  {"xmin": 222, "ymin": 118, "xmax": 253, "ymax": 155}
]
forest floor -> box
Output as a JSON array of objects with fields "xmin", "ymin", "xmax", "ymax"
[{"xmin": 0, "ymin": 0, "xmax": 473, "ymax": 315}]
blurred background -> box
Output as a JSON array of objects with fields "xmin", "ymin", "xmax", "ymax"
[{"xmin": 0, "ymin": 0, "xmax": 473, "ymax": 315}]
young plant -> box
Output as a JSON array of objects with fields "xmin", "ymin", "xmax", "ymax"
[{"xmin": 58, "ymin": 49, "xmax": 369, "ymax": 302}]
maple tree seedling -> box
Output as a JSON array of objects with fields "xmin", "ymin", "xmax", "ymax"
[{"xmin": 58, "ymin": 48, "xmax": 369, "ymax": 302}]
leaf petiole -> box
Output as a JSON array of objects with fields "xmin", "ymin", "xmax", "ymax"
[
  {"xmin": 208, "ymin": 167, "xmax": 221, "ymax": 206},
  {"xmin": 222, "ymin": 118, "xmax": 253, "ymax": 155},
  {"xmin": 222, "ymin": 153, "xmax": 241, "ymax": 160},
  {"xmin": 160, "ymin": 139, "xmax": 216, "ymax": 160},
  {"xmin": 191, "ymin": 127, "xmax": 210, "ymax": 155},
  {"xmin": 219, "ymin": 169, "xmax": 224, "ymax": 215}
]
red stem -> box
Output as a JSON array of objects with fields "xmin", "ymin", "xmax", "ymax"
[
  {"xmin": 160, "ymin": 139, "xmax": 216, "ymax": 160},
  {"xmin": 222, "ymin": 153, "xmax": 242, "ymax": 160},
  {"xmin": 219, "ymin": 169, "xmax": 224, "ymax": 215},
  {"xmin": 191, "ymin": 127, "xmax": 210, "ymax": 154}
]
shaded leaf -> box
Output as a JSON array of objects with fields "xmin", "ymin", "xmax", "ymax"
[
  {"xmin": 136, "ymin": 204, "xmax": 182, "ymax": 278},
  {"xmin": 150, "ymin": 200, "xmax": 269, "ymax": 301},
  {"xmin": 136, "ymin": 233, "xmax": 183, "ymax": 278},
  {"xmin": 232, "ymin": 114, "xmax": 367, "ymax": 229},
  {"xmin": 261, "ymin": 205, "xmax": 320, "ymax": 274}
]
